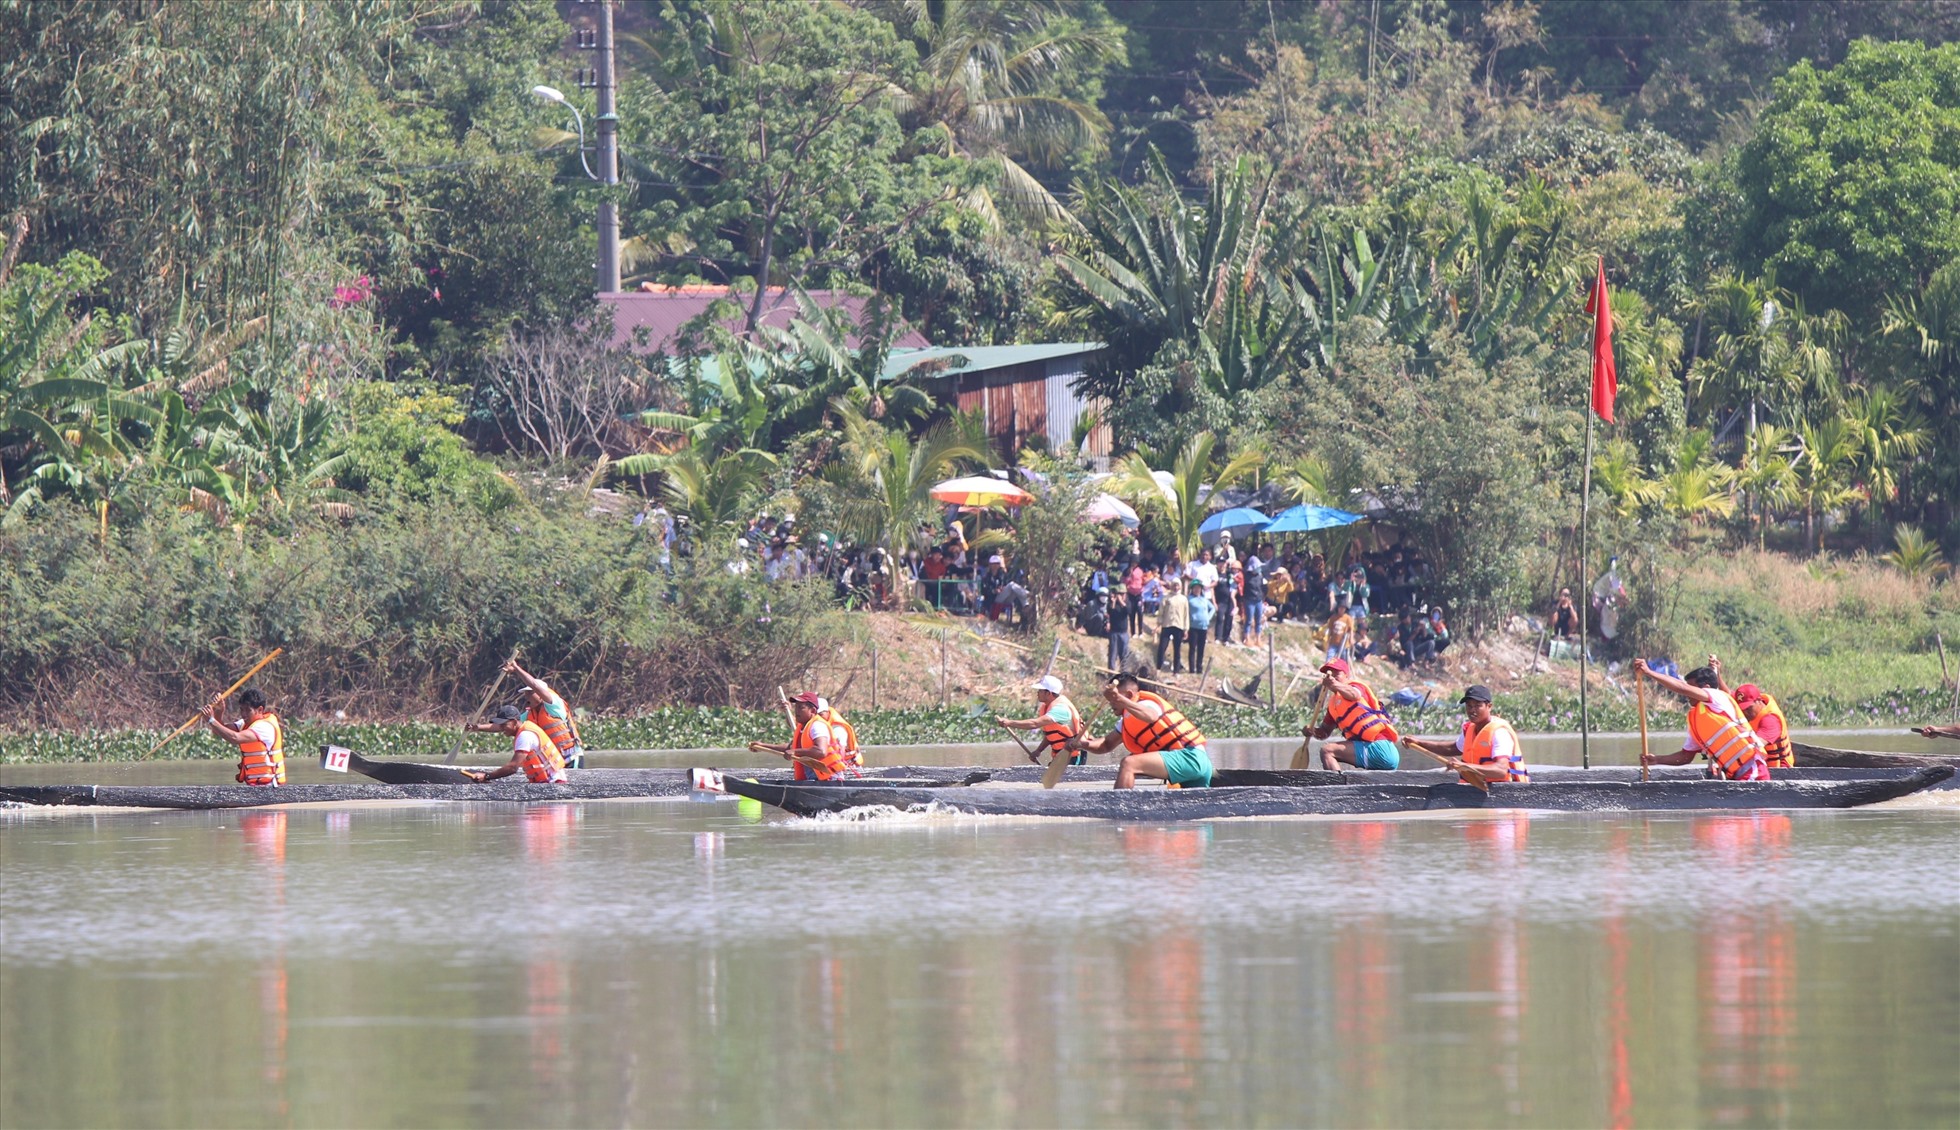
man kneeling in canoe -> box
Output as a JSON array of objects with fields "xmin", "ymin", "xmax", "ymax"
[
  {"xmin": 996, "ymin": 675, "xmax": 1085, "ymax": 766},
  {"xmin": 1635, "ymin": 660, "xmax": 1769, "ymax": 780},
  {"xmin": 464, "ymin": 704, "xmax": 567, "ymax": 784},
  {"xmin": 1068, "ymin": 669, "xmax": 1213, "ymax": 789},
  {"xmin": 1399, "ymin": 684, "xmax": 1528, "ymax": 786},
  {"xmin": 203, "ymin": 687, "xmax": 285, "ymax": 786},
  {"xmin": 1306, "ymin": 657, "xmax": 1401, "ymax": 771},
  {"xmin": 749, "ymin": 692, "xmax": 850, "ymax": 780}
]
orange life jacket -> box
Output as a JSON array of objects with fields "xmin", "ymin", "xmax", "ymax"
[
  {"xmin": 1119, "ymin": 691, "xmax": 1206, "ymax": 756},
  {"xmin": 527, "ymin": 689, "xmax": 580, "ymax": 759},
  {"xmin": 1687, "ymin": 692, "xmax": 1767, "ymax": 781},
  {"xmin": 516, "ymin": 720, "xmax": 567, "ymax": 783},
  {"xmin": 821, "ymin": 707, "xmax": 863, "ymax": 770},
  {"xmin": 792, "ymin": 715, "xmax": 849, "ymax": 781},
  {"xmin": 1324, "ymin": 680, "xmax": 1399, "ymax": 744},
  {"xmin": 1039, "ymin": 694, "xmax": 1086, "ymax": 759},
  {"xmin": 1751, "ymin": 692, "xmax": 1793, "ymax": 768},
  {"xmin": 1460, "ymin": 714, "xmax": 1528, "ymax": 783},
  {"xmin": 235, "ymin": 713, "xmax": 285, "ymax": 786}
]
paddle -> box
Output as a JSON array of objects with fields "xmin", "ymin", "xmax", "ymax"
[
  {"xmin": 444, "ymin": 648, "xmax": 517, "ymax": 765},
  {"xmin": 753, "ymin": 686, "xmax": 828, "ymax": 776},
  {"xmin": 1636, "ymin": 665, "xmax": 1651, "ymax": 783},
  {"xmin": 144, "ymin": 648, "xmax": 284, "ymax": 759},
  {"xmin": 1402, "ymin": 740, "xmax": 1490, "ymax": 794},
  {"xmin": 1288, "ymin": 680, "xmax": 1328, "ymax": 770}
]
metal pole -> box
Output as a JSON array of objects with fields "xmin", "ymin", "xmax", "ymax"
[
  {"xmin": 1579, "ymin": 410, "xmax": 1595, "ymax": 769},
  {"xmin": 594, "ymin": 0, "xmax": 620, "ymax": 293}
]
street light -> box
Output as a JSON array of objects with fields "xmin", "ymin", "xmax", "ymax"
[
  {"xmin": 530, "ymin": 85, "xmax": 597, "ymax": 181},
  {"xmin": 528, "ymin": 0, "xmax": 619, "ymax": 292}
]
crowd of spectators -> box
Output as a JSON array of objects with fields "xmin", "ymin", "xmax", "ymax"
[{"xmin": 655, "ymin": 504, "xmax": 1453, "ymax": 676}]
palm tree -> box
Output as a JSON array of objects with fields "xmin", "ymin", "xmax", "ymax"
[
  {"xmin": 1733, "ymin": 424, "xmax": 1797, "ymax": 549},
  {"xmin": 1112, "ymin": 430, "xmax": 1265, "ymax": 556},
  {"xmin": 1883, "ymin": 524, "xmax": 1948, "ymax": 582},
  {"xmin": 1589, "ymin": 438, "xmax": 1661, "ymax": 521},
  {"xmin": 650, "ymin": 445, "xmax": 779, "ymax": 532},
  {"xmin": 824, "ymin": 400, "xmax": 986, "ymax": 552},
  {"xmin": 1840, "ymin": 386, "xmax": 1929, "ymax": 547},
  {"xmin": 1790, "ymin": 417, "xmax": 1864, "ymax": 555},
  {"xmin": 1687, "ymin": 274, "xmax": 1844, "ymax": 436},
  {"xmin": 869, "ymin": 0, "xmax": 1125, "ymax": 225}
]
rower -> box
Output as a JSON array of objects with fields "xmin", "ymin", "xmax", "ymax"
[
  {"xmin": 1305, "ymin": 657, "xmax": 1401, "ymax": 771},
  {"xmin": 1067, "ymin": 668, "xmax": 1213, "ymax": 789},
  {"xmin": 464, "ymin": 704, "xmax": 566, "ymax": 784},
  {"xmin": 204, "ymin": 687, "xmax": 285, "ymax": 787},
  {"xmin": 817, "ymin": 696, "xmax": 863, "ymax": 771},
  {"xmin": 1400, "ymin": 684, "xmax": 1528, "ymax": 785},
  {"xmin": 1709, "ymin": 654, "xmax": 1793, "ymax": 768},
  {"xmin": 1635, "ymin": 660, "xmax": 1769, "ymax": 780},
  {"xmin": 473, "ymin": 659, "xmax": 585, "ymax": 770},
  {"xmin": 995, "ymin": 675, "xmax": 1085, "ymax": 766},
  {"xmin": 1915, "ymin": 723, "xmax": 1960, "ymax": 740},
  {"xmin": 749, "ymin": 691, "xmax": 849, "ymax": 780}
]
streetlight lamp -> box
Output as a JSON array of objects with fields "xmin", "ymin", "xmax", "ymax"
[{"xmin": 528, "ymin": 2, "xmax": 619, "ymax": 292}]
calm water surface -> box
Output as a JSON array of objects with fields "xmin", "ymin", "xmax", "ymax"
[{"xmin": 3, "ymin": 735, "xmax": 1956, "ymax": 1128}]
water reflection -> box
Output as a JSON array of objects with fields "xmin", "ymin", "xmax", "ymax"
[{"xmin": 1694, "ymin": 815, "xmax": 1795, "ymax": 1127}]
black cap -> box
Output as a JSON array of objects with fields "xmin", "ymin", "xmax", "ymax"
[
  {"xmin": 490, "ymin": 703, "xmax": 525, "ymax": 723},
  {"xmin": 1460, "ymin": 684, "xmax": 1493, "ymax": 704}
]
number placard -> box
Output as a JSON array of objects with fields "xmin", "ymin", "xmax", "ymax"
[{"xmin": 320, "ymin": 745, "xmax": 352, "ymax": 773}]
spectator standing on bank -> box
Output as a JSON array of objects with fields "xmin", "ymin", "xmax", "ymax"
[
  {"xmin": 1124, "ymin": 560, "xmax": 1147, "ymax": 635},
  {"xmin": 1240, "ymin": 561, "xmax": 1266, "ymax": 647},
  {"xmin": 1186, "ymin": 580, "xmax": 1216, "ymax": 677},
  {"xmin": 1156, "ymin": 581, "xmax": 1191, "ymax": 674},
  {"xmin": 1106, "ymin": 587, "xmax": 1133, "ymax": 672},
  {"xmin": 1214, "ymin": 565, "xmax": 1238, "ymax": 647}
]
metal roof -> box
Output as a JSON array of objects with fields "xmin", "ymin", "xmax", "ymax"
[{"xmin": 883, "ymin": 342, "xmax": 1105, "ymax": 380}]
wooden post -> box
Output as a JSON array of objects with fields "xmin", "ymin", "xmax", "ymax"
[
  {"xmin": 940, "ymin": 629, "xmax": 949, "ymax": 708},
  {"xmin": 1936, "ymin": 631, "xmax": 1951, "ymax": 690},
  {"xmin": 870, "ymin": 645, "xmax": 879, "ymax": 711}
]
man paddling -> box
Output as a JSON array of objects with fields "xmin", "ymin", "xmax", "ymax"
[
  {"xmin": 1635, "ymin": 660, "xmax": 1769, "ymax": 780},
  {"xmin": 1914, "ymin": 723, "xmax": 1960, "ymax": 740},
  {"xmin": 996, "ymin": 675, "xmax": 1085, "ymax": 767},
  {"xmin": 1709, "ymin": 655, "xmax": 1794, "ymax": 768},
  {"xmin": 464, "ymin": 704, "xmax": 567, "ymax": 784},
  {"xmin": 203, "ymin": 687, "xmax": 285, "ymax": 786},
  {"xmin": 471, "ymin": 659, "xmax": 585, "ymax": 770},
  {"xmin": 1305, "ymin": 657, "xmax": 1401, "ymax": 771},
  {"xmin": 1399, "ymin": 684, "xmax": 1528, "ymax": 785},
  {"xmin": 749, "ymin": 692, "xmax": 849, "ymax": 780},
  {"xmin": 1067, "ymin": 668, "xmax": 1213, "ymax": 789}
]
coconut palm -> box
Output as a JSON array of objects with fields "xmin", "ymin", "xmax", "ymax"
[
  {"xmin": 823, "ymin": 400, "xmax": 986, "ymax": 552},
  {"xmin": 1883, "ymin": 524, "xmax": 1948, "ymax": 582},
  {"xmin": 1790, "ymin": 417, "xmax": 1864, "ymax": 555},
  {"xmin": 1687, "ymin": 274, "xmax": 1845, "ymax": 435},
  {"xmin": 1112, "ymin": 430, "xmax": 1265, "ymax": 556},
  {"xmin": 1840, "ymin": 386, "xmax": 1929, "ymax": 547},
  {"xmin": 868, "ymin": 0, "xmax": 1125, "ymax": 225},
  {"xmin": 1733, "ymin": 424, "xmax": 1797, "ymax": 550}
]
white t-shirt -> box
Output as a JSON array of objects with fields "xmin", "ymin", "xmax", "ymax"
[
  {"xmin": 801, "ymin": 718, "xmax": 833, "ymax": 750},
  {"xmin": 1190, "ymin": 561, "xmax": 1220, "ymax": 589},
  {"xmin": 245, "ymin": 718, "xmax": 280, "ymax": 750}
]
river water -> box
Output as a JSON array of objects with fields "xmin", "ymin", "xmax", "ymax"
[{"xmin": 3, "ymin": 734, "xmax": 1956, "ymax": 1128}]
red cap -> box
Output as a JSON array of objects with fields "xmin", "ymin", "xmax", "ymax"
[
  {"xmin": 1319, "ymin": 658, "xmax": 1350, "ymax": 675},
  {"xmin": 1733, "ymin": 684, "xmax": 1764, "ymax": 706},
  {"xmin": 790, "ymin": 692, "xmax": 822, "ymax": 707}
]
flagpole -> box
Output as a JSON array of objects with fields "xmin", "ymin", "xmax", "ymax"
[{"xmin": 1579, "ymin": 409, "xmax": 1593, "ymax": 770}]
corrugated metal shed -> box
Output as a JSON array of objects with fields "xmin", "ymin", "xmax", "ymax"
[{"xmin": 886, "ymin": 343, "xmax": 1110, "ymax": 465}]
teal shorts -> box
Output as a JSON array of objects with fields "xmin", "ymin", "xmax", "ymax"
[
  {"xmin": 1354, "ymin": 739, "xmax": 1400, "ymax": 770},
  {"xmin": 1158, "ymin": 745, "xmax": 1215, "ymax": 788}
]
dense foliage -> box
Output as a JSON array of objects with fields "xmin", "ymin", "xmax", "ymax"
[{"xmin": 4, "ymin": 0, "xmax": 1959, "ymax": 733}]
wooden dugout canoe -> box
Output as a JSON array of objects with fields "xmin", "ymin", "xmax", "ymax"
[{"xmin": 712, "ymin": 764, "xmax": 1953, "ymax": 821}]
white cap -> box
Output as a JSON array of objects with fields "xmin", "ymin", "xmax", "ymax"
[
  {"xmin": 737, "ymin": 538, "xmax": 749, "ymax": 548},
  {"xmin": 989, "ymin": 554, "xmax": 1005, "ymax": 564},
  {"xmin": 1033, "ymin": 675, "xmax": 1064, "ymax": 694},
  {"xmin": 816, "ymin": 697, "xmax": 829, "ymax": 712}
]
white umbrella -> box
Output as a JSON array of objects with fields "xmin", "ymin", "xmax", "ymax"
[
  {"xmin": 929, "ymin": 475, "xmax": 1034, "ymax": 507},
  {"xmin": 1083, "ymin": 492, "xmax": 1140, "ymax": 526}
]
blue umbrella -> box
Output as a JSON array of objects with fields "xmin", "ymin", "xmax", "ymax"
[
  {"xmin": 1263, "ymin": 504, "xmax": 1364, "ymax": 534},
  {"xmin": 1197, "ymin": 507, "xmax": 1272, "ymax": 545}
]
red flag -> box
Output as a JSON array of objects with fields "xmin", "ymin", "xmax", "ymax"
[{"xmin": 1588, "ymin": 256, "xmax": 1617, "ymax": 423}]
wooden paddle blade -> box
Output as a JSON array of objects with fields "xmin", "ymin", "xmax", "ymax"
[
  {"xmin": 1040, "ymin": 750, "xmax": 1070, "ymax": 789},
  {"xmin": 1287, "ymin": 740, "xmax": 1314, "ymax": 770}
]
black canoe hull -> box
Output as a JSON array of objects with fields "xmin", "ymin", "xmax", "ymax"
[{"xmin": 721, "ymin": 765, "xmax": 1954, "ymax": 820}]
